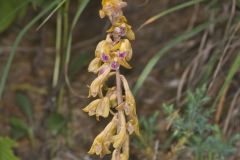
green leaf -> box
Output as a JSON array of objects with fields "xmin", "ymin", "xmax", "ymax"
[
  {"xmin": 237, "ymin": 0, "xmax": 240, "ymax": 8},
  {"xmin": 0, "ymin": 137, "xmax": 19, "ymax": 160},
  {"xmin": 0, "ymin": 2, "xmax": 16, "ymax": 32},
  {"xmin": 0, "ymin": 0, "xmax": 30, "ymax": 32},
  {"xmin": 10, "ymin": 117, "xmax": 29, "ymax": 140},
  {"xmin": 15, "ymin": 92, "xmax": 33, "ymax": 119},
  {"xmin": 47, "ymin": 112, "xmax": 67, "ymax": 135}
]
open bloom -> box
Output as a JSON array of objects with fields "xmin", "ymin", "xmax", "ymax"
[
  {"xmin": 114, "ymin": 39, "xmax": 133, "ymax": 69},
  {"xmin": 108, "ymin": 16, "xmax": 135, "ymax": 40},
  {"xmin": 95, "ymin": 36, "xmax": 113, "ymax": 59},
  {"xmin": 83, "ymin": 97, "xmax": 110, "ymax": 119}
]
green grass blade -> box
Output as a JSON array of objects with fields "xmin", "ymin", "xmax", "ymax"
[
  {"xmin": 65, "ymin": 0, "xmax": 90, "ymax": 64},
  {"xmin": 52, "ymin": 10, "xmax": 62, "ymax": 87},
  {"xmin": 64, "ymin": 0, "xmax": 90, "ymax": 87},
  {"xmin": 71, "ymin": 0, "xmax": 90, "ymax": 31},
  {"xmin": 138, "ymin": 0, "xmax": 206, "ymax": 30},
  {"xmin": 213, "ymin": 54, "xmax": 240, "ymax": 106},
  {"xmin": 133, "ymin": 21, "xmax": 212, "ymax": 94},
  {"xmin": 36, "ymin": 0, "xmax": 67, "ymax": 30},
  {"xmin": 0, "ymin": 0, "xmax": 61, "ymax": 100}
]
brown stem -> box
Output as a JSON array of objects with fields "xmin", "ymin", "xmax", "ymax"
[{"xmin": 116, "ymin": 69, "xmax": 123, "ymax": 104}]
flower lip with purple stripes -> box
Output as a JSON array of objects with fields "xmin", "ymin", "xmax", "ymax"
[
  {"xmin": 101, "ymin": 53, "xmax": 109, "ymax": 62},
  {"xmin": 118, "ymin": 51, "xmax": 127, "ymax": 59},
  {"xmin": 111, "ymin": 61, "xmax": 120, "ymax": 70}
]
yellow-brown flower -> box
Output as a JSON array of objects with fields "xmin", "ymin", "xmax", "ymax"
[
  {"xmin": 121, "ymin": 75, "xmax": 140, "ymax": 136},
  {"xmin": 89, "ymin": 117, "xmax": 117, "ymax": 157},
  {"xmin": 89, "ymin": 64, "xmax": 111, "ymax": 97}
]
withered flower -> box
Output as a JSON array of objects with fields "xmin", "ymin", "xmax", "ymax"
[
  {"xmin": 112, "ymin": 112, "xmax": 127, "ymax": 148},
  {"xmin": 121, "ymin": 75, "xmax": 140, "ymax": 136},
  {"xmin": 89, "ymin": 117, "xmax": 117, "ymax": 157}
]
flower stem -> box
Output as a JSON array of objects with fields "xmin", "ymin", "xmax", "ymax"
[{"xmin": 116, "ymin": 69, "xmax": 123, "ymax": 104}]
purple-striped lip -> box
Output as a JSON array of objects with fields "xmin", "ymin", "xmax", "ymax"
[
  {"xmin": 118, "ymin": 51, "xmax": 126, "ymax": 59},
  {"xmin": 101, "ymin": 53, "xmax": 109, "ymax": 62},
  {"xmin": 111, "ymin": 61, "xmax": 120, "ymax": 70}
]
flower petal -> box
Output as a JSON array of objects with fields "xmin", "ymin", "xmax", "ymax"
[
  {"xmin": 88, "ymin": 116, "xmax": 117, "ymax": 157},
  {"xmin": 120, "ymin": 75, "xmax": 140, "ymax": 136},
  {"xmin": 119, "ymin": 39, "xmax": 132, "ymax": 61},
  {"xmin": 88, "ymin": 58, "xmax": 102, "ymax": 73},
  {"xmin": 96, "ymin": 97, "xmax": 110, "ymax": 118},
  {"xmin": 83, "ymin": 99, "xmax": 101, "ymax": 116},
  {"xmin": 89, "ymin": 65, "xmax": 111, "ymax": 97},
  {"xmin": 112, "ymin": 112, "xmax": 127, "ymax": 148}
]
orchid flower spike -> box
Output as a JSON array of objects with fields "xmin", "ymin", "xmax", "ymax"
[{"xmin": 83, "ymin": 0, "xmax": 140, "ymax": 159}]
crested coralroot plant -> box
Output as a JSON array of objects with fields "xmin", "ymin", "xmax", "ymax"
[{"xmin": 83, "ymin": 0, "xmax": 140, "ymax": 159}]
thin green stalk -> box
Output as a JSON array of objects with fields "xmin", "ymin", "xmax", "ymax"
[
  {"xmin": 0, "ymin": 0, "xmax": 61, "ymax": 100},
  {"xmin": 52, "ymin": 10, "xmax": 62, "ymax": 87},
  {"xmin": 64, "ymin": 0, "xmax": 90, "ymax": 91},
  {"xmin": 56, "ymin": 0, "xmax": 69, "ymax": 114},
  {"xmin": 213, "ymin": 54, "xmax": 240, "ymax": 107},
  {"xmin": 36, "ymin": 0, "xmax": 67, "ymax": 31},
  {"xmin": 138, "ymin": 0, "xmax": 206, "ymax": 30},
  {"xmin": 62, "ymin": 0, "xmax": 70, "ymax": 51}
]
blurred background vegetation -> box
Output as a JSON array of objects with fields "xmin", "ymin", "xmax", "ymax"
[{"xmin": 0, "ymin": 0, "xmax": 240, "ymax": 160}]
